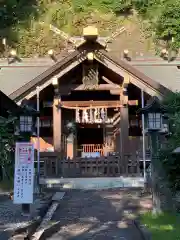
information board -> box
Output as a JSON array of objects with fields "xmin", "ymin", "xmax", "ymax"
[{"xmin": 13, "ymin": 142, "xmax": 34, "ymax": 204}]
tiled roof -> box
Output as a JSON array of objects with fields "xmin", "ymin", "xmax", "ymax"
[
  {"xmin": 129, "ymin": 57, "xmax": 180, "ymax": 92},
  {"xmin": 0, "ymin": 48, "xmax": 179, "ymax": 100},
  {"xmin": 0, "ymin": 58, "xmax": 53, "ymax": 96},
  {"xmin": 132, "ymin": 64, "xmax": 180, "ymax": 92},
  {"xmin": 100, "ymin": 49, "xmax": 170, "ymax": 96},
  {"xmin": 0, "ymin": 48, "xmax": 71, "ymax": 98}
]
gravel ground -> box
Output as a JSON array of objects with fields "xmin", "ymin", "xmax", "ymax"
[
  {"xmin": 47, "ymin": 188, "xmax": 152, "ymax": 240},
  {"xmin": 0, "ymin": 194, "xmax": 50, "ymax": 233}
]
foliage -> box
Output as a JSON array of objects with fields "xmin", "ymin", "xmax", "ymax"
[
  {"xmin": 133, "ymin": 0, "xmax": 180, "ymax": 50},
  {"xmin": 0, "ymin": 0, "xmax": 124, "ymax": 57},
  {"xmin": 0, "ymin": 0, "xmax": 38, "ymax": 29},
  {"xmin": 0, "ymin": 179, "xmax": 13, "ymax": 191},
  {"xmin": 159, "ymin": 92, "xmax": 180, "ymax": 192},
  {"xmin": 133, "ymin": 0, "xmax": 166, "ymax": 17},
  {"xmin": 154, "ymin": 1, "xmax": 180, "ymax": 50},
  {"xmin": 0, "ymin": 116, "xmax": 17, "ymax": 181},
  {"xmin": 1, "ymin": 0, "xmax": 180, "ymax": 56},
  {"xmin": 141, "ymin": 211, "xmax": 180, "ymax": 239}
]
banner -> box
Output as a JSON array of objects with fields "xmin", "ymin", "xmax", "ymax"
[{"xmin": 13, "ymin": 142, "xmax": 34, "ymax": 204}]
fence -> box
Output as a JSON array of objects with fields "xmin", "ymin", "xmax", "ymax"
[{"xmin": 39, "ymin": 153, "xmax": 142, "ymax": 178}]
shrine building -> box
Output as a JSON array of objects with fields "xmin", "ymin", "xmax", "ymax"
[{"xmin": 0, "ymin": 26, "xmax": 179, "ymax": 177}]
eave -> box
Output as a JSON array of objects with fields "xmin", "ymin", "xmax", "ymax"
[
  {"xmin": 7, "ymin": 47, "xmax": 172, "ymax": 104},
  {"xmin": 9, "ymin": 50, "xmax": 80, "ymax": 102},
  {"xmin": 98, "ymin": 50, "xmax": 171, "ymax": 98}
]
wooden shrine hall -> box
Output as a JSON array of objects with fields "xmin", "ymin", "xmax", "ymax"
[{"xmin": 7, "ymin": 26, "xmax": 170, "ymax": 177}]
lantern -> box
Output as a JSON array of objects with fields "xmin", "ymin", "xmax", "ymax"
[
  {"xmin": 137, "ymin": 96, "xmax": 168, "ymax": 133},
  {"xmin": 15, "ymin": 100, "xmax": 39, "ymax": 139}
]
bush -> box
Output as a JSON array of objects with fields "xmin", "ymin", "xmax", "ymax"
[
  {"xmin": 160, "ymin": 92, "xmax": 180, "ymax": 192},
  {"xmin": 154, "ymin": 1, "xmax": 180, "ymax": 49},
  {"xmin": 133, "ymin": 0, "xmax": 166, "ymax": 16}
]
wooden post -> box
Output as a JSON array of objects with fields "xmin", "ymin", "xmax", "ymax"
[
  {"xmin": 120, "ymin": 75, "xmax": 129, "ymax": 175},
  {"xmin": 67, "ymin": 133, "xmax": 74, "ymax": 159},
  {"xmin": 120, "ymin": 106, "xmax": 129, "ymax": 153},
  {"xmin": 53, "ymin": 96, "xmax": 62, "ymax": 152}
]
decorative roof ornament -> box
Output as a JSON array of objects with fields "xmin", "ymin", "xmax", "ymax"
[
  {"xmin": 83, "ymin": 26, "xmax": 98, "ymax": 41},
  {"xmin": 82, "ymin": 63, "xmax": 99, "ymax": 90}
]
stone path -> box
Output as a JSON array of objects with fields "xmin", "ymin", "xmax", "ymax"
[{"xmin": 48, "ymin": 188, "xmax": 152, "ymax": 240}]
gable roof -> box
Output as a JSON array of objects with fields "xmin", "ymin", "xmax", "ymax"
[
  {"xmin": 130, "ymin": 59, "xmax": 180, "ymax": 93},
  {"xmin": 0, "ymin": 48, "xmax": 73, "ymax": 97},
  {"xmin": 0, "ymin": 43, "xmax": 175, "ymax": 102},
  {"xmin": 99, "ymin": 49, "xmax": 170, "ymax": 96},
  {"xmin": 0, "ymin": 64, "xmax": 50, "ymax": 97},
  {"xmin": 9, "ymin": 50, "xmax": 79, "ymax": 101}
]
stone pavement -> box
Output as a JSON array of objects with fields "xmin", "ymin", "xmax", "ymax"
[{"xmin": 47, "ymin": 188, "xmax": 152, "ymax": 240}]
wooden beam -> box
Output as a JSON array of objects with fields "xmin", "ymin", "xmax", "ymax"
[
  {"xmin": 17, "ymin": 58, "xmax": 86, "ymax": 104},
  {"xmin": 123, "ymin": 73, "xmax": 130, "ymax": 86},
  {"xmin": 71, "ymin": 83, "xmax": 119, "ymax": 90},
  {"xmin": 102, "ymin": 76, "xmax": 117, "ymax": 85},
  {"xmin": 17, "ymin": 83, "xmax": 121, "ymax": 104},
  {"xmin": 128, "ymin": 100, "xmax": 138, "ymax": 106},
  {"xmin": 61, "ymin": 100, "xmax": 138, "ymax": 108},
  {"xmin": 95, "ymin": 54, "xmax": 162, "ymax": 97},
  {"xmin": 59, "ymin": 84, "xmax": 120, "ymax": 95}
]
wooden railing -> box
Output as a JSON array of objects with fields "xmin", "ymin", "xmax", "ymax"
[
  {"xmin": 39, "ymin": 153, "xmax": 142, "ymax": 178},
  {"xmin": 77, "ymin": 144, "xmax": 104, "ymax": 156}
]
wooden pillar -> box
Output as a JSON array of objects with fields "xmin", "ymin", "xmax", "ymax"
[
  {"xmin": 120, "ymin": 106, "xmax": 129, "ymax": 154},
  {"xmin": 120, "ymin": 75, "xmax": 129, "ymax": 174},
  {"xmin": 67, "ymin": 133, "xmax": 74, "ymax": 159},
  {"xmin": 52, "ymin": 78, "xmax": 62, "ymax": 152}
]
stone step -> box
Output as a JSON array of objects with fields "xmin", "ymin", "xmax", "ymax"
[{"xmin": 40, "ymin": 177, "xmax": 145, "ymax": 190}]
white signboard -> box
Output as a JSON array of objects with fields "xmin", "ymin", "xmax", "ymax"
[
  {"xmin": 81, "ymin": 152, "xmax": 100, "ymax": 158},
  {"xmin": 13, "ymin": 142, "xmax": 34, "ymax": 204}
]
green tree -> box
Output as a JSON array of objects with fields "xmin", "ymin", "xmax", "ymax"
[
  {"xmin": 0, "ymin": 116, "xmax": 17, "ymax": 181},
  {"xmin": 133, "ymin": 0, "xmax": 166, "ymax": 16},
  {"xmin": 154, "ymin": 1, "xmax": 180, "ymax": 50},
  {"xmin": 159, "ymin": 92, "xmax": 180, "ymax": 192}
]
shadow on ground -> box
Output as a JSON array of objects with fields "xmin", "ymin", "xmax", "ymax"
[{"xmin": 47, "ymin": 188, "xmax": 152, "ymax": 240}]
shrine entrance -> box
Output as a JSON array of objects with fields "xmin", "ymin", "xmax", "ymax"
[{"xmin": 76, "ymin": 123, "xmax": 104, "ymax": 157}]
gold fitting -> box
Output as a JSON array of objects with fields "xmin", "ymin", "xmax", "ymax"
[
  {"xmin": 52, "ymin": 77, "xmax": 58, "ymax": 86},
  {"xmin": 86, "ymin": 52, "xmax": 94, "ymax": 61},
  {"xmin": 83, "ymin": 26, "xmax": 98, "ymax": 40}
]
